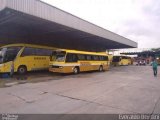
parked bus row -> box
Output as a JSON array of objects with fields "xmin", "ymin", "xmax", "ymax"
[
  {"xmin": 0, "ymin": 44, "xmax": 133, "ymax": 75},
  {"xmin": 0, "ymin": 44, "xmax": 110, "ymax": 75}
]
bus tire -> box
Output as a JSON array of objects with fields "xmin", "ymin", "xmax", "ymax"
[
  {"xmin": 18, "ymin": 66, "xmax": 27, "ymax": 75},
  {"xmin": 73, "ymin": 67, "xmax": 79, "ymax": 74},
  {"xmin": 99, "ymin": 66, "xmax": 103, "ymax": 72}
]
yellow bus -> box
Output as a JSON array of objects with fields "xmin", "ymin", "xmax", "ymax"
[
  {"xmin": 112, "ymin": 55, "xmax": 132, "ymax": 66},
  {"xmin": 49, "ymin": 49, "xmax": 109, "ymax": 74},
  {"xmin": 0, "ymin": 44, "xmax": 56, "ymax": 74}
]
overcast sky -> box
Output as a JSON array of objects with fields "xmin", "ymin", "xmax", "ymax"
[{"xmin": 42, "ymin": 0, "xmax": 160, "ymax": 48}]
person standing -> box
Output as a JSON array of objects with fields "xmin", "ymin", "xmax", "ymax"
[{"xmin": 152, "ymin": 59, "xmax": 158, "ymax": 77}]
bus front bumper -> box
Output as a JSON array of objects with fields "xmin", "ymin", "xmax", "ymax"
[
  {"xmin": 49, "ymin": 67, "xmax": 66, "ymax": 73},
  {"xmin": 49, "ymin": 66, "xmax": 74, "ymax": 73}
]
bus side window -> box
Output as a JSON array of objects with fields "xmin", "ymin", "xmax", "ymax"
[
  {"xmin": 35, "ymin": 49, "xmax": 52, "ymax": 56},
  {"xmin": 66, "ymin": 54, "xmax": 72, "ymax": 62},
  {"xmin": 21, "ymin": 47, "xmax": 35, "ymax": 57},
  {"xmin": 86, "ymin": 55, "xmax": 91, "ymax": 61},
  {"xmin": 93, "ymin": 56, "xmax": 99, "ymax": 61},
  {"xmin": 66, "ymin": 53, "xmax": 78, "ymax": 62},
  {"xmin": 104, "ymin": 56, "xmax": 108, "ymax": 61},
  {"xmin": 72, "ymin": 54, "xmax": 78, "ymax": 62},
  {"xmin": 99, "ymin": 56, "xmax": 104, "ymax": 61},
  {"xmin": 77, "ymin": 54, "xmax": 85, "ymax": 60}
]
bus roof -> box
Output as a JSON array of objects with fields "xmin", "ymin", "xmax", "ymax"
[{"xmin": 55, "ymin": 49, "xmax": 108, "ymax": 56}]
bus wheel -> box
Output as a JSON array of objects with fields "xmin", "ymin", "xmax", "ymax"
[
  {"xmin": 99, "ymin": 66, "xmax": 103, "ymax": 72},
  {"xmin": 73, "ymin": 67, "xmax": 79, "ymax": 74},
  {"xmin": 18, "ymin": 66, "xmax": 27, "ymax": 75}
]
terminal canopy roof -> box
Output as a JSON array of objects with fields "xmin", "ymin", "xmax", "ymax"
[
  {"xmin": 0, "ymin": 0, "xmax": 137, "ymax": 51},
  {"xmin": 121, "ymin": 51, "xmax": 160, "ymax": 57}
]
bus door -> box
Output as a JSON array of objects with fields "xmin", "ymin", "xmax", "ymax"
[
  {"xmin": 64, "ymin": 53, "xmax": 78, "ymax": 72},
  {"xmin": 19, "ymin": 47, "xmax": 36, "ymax": 71},
  {"xmin": 77, "ymin": 54, "xmax": 87, "ymax": 72}
]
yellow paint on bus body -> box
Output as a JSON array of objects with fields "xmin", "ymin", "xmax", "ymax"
[
  {"xmin": 49, "ymin": 49, "xmax": 109, "ymax": 74},
  {"xmin": 112, "ymin": 55, "xmax": 132, "ymax": 66},
  {"xmin": 0, "ymin": 44, "xmax": 56, "ymax": 73}
]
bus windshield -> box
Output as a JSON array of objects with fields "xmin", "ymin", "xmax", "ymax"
[
  {"xmin": 0, "ymin": 48, "xmax": 7, "ymax": 64},
  {"xmin": 0, "ymin": 49, "xmax": 4, "ymax": 64},
  {"xmin": 0, "ymin": 47, "xmax": 22, "ymax": 64},
  {"xmin": 51, "ymin": 51, "xmax": 66, "ymax": 62}
]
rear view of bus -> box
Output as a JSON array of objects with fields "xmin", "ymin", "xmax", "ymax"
[
  {"xmin": 112, "ymin": 55, "xmax": 132, "ymax": 66},
  {"xmin": 49, "ymin": 50, "xmax": 109, "ymax": 74},
  {"xmin": 0, "ymin": 44, "xmax": 54, "ymax": 74}
]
